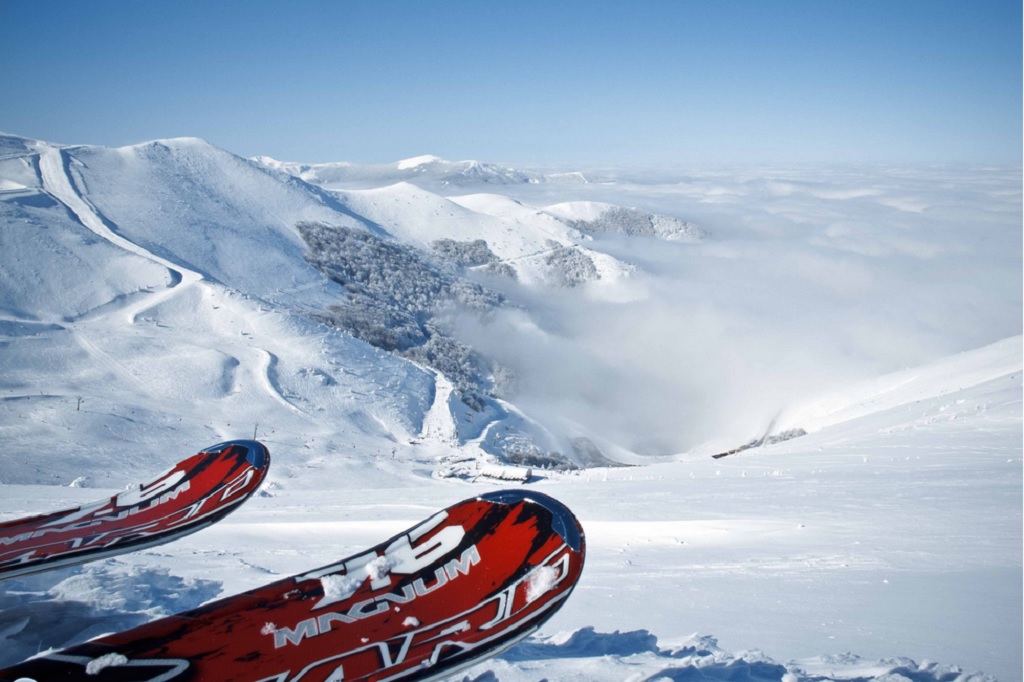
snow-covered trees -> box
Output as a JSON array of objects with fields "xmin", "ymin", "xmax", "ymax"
[
  {"xmin": 564, "ymin": 206, "xmax": 703, "ymax": 241},
  {"xmin": 543, "ymin": 240, "xmax": 598, "ymax": 288},
  {"xmin": 431, "ymin": 238, "xmax": 517, "ymax": 279},
  {"xmin": 297, "ymin": 222, "xmax": 501, "ymax": 396}
]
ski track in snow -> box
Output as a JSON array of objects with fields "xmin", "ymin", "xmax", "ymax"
[
  {"xmin": 33, "ymin": 143, "xmax": 315, "ymax": 427},
  {"xmin": 256, "ymin": 348, "xmax": 304, "ymax": 414},
  {"xmin": 419, "ymin": 369, "xmax": 457, "ymax": 445},
  {"xmin": 72, "ymin": 331, "xmax": 153, "ymax": 396},
  {"xmin": 36, "ymin": 145, "xmax": 202, "ymax": 324}
]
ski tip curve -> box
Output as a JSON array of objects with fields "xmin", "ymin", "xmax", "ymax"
[
  {"xmin": 203, "ymin": 439, "xmax": 270, "ymax": 470},
  {"xmin": 479, "ymin": 489, "xmax": 584, "ymax": 553}
]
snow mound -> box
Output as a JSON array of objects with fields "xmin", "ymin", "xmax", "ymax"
[
  {"xmin": 0, "ymin": 563, "xmax": 221, "ymax": 667},
  {"xmin": 464, "ymin": 628, "xmax": 995, "ymax": 681}
]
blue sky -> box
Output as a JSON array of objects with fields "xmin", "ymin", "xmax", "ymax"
[{"xmin": 1, "ymin": 1, "xmax": 1020, "ymax": 166}]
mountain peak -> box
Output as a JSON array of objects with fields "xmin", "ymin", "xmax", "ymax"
[
  {"xmin": 131, "ymin": 136, "xmax": 212, "ymax": 150},
  {"xmin": 396, "ymin": 154, "xmax": 445, "ymax": 170}
]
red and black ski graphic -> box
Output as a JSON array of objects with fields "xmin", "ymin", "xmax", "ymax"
[
  {"xmin": 0, "ymin": 440, "xmax": 270, "ymax": 580},
  {"xmin": 0, "ymin": 489, "xmax": 586, "ymax": 682}
]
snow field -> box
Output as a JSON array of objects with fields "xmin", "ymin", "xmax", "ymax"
[{"xmin": 0, "ymin": 351, "xmax": 1018, "ymax": 679}]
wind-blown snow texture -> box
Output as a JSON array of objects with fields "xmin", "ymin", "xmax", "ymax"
[{"xmin": 0, "ymin": 134, "xmax": 1020, "ymax": 680}]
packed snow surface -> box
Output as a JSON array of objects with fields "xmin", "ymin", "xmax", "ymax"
[{"xmin": 0, "ymin": 134, "xmax": 1020, "ymax": 680}]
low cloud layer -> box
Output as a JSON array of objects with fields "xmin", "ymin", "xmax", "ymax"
[{"xmin": 459, "ymin": 166, "xmax": 1022, "ymax": 457}]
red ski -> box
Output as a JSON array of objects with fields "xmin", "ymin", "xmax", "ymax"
[
  {"xmin": 0, "ymin": 440, "xmax": 270, "ymax": 580},
  {"xmin": 0, "ymin": 489, "xmax": 586, "ymax": 681}
]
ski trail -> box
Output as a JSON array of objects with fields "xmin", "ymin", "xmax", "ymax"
[
  {"xmin": 34, "ymin": 145, "xmax": 313, "ymax": 429},
  {"xmin": 419, "ymin": 370, "xmax": 457, "ymax": 445},
  {"xmin": 493, "ymin": 244, "xmax": 564, "ymax": 265},
  {"xmin": 73, "ymin": 332, "xmax": 152, "ymax": 395},
  {"xmin": 36, "ymin": 144, "xmax": 203, "ymax": 322},
  {"xmin": 255, "ymin": 349, "xmax": 303, "ymax": 414}
]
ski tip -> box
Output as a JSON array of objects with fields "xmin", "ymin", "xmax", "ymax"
[
  {"xmin": 203, "ymin": 439, "xmax": 270, "ymax": 470},
  {"xmin": 479, "ymin": 489, "xmax": 584, "ymax": 552}
]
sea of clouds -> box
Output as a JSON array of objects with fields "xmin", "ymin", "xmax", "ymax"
[{"xmin": 457, "ymin": 164, "xmax": 1022, "ymax": 457}]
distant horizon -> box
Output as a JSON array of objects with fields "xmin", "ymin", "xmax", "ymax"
[
  {"xmin": 5, "ymin": 128, "xmax": 1023, "ymax": 176},
  {"xmin": 1, "ymin": 1, "xmax": 1020, "ymax": 168}
]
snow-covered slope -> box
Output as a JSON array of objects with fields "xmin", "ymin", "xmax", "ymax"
[
  {"xmin": 56, "ymin": 137, "xmax": 379, "ymax": 307},
  {"xmin": 0, "ymin": 134, "xmax": 439, "ymax": 488},
  {"xmin": 0, "ymin": 134, "xmax": 660, "ymax": 478},
  {"xmin": 0, "ymin": 133, "xmax": 647, "ymax": 482},
  {"xmin": 449, "ymin": 193, "xmax": 635, "ymax": 283},
  {"xmin": 778, "ymin": 335, "xmax": 1023, "ymax": 434},
  {"xmin": 1, "ymin": 335, "xmax": 1018, "ymax": 680},
  {"xmin": 332, "ymin": 183, "xmax": 633, "ymax": 287}
]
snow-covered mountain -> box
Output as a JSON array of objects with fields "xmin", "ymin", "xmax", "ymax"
[
  {"xmin": 0, "ymin": 133, "xmax": 1020, "ymax": 680},
  {"xmin": 3, "ymin": 134, "xmax": 376, "ymax": 309},
  {"xmin": 0, "ymin": 133, "xmax": 675, "ymax": 474},
  {"xmin": 331, "ymin": 184, "xmax": 635, "ymax": 287},
  {"xmin": 253, "ymin": 153, "xmax": 541, "ymax": 190}
]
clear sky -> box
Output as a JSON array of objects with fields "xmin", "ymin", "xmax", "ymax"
[{"xmin": 1, "ymin": 0, "xmax": 1020, "ymax": 166}]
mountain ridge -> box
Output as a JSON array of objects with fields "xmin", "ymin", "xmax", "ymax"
[
  {"xmin": 252, "ymin": 152, "xmax": 542, "ymax": 190},
  {"xmin": 0, "ymin": 133, "xmax": 684, "ymax": 472}
]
